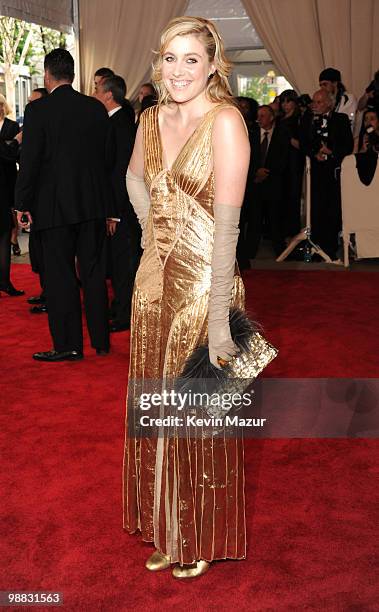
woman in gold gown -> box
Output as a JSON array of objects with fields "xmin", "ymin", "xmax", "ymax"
[{"xmin": 123, "ymin": 16, "xmax": 251, "ymax": 578}]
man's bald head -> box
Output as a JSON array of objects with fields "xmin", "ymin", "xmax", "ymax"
[{"xmin": 312, "ymin": 88, "xmax": 334, "ymax": 115}]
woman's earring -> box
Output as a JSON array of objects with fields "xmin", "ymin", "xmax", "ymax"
[{"xmin": 208, "ymin": 72, "xmax": 214, "ymax": 79}]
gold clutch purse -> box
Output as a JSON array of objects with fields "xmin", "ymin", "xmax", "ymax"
[
  {"xmin": 177, "ymin": 309, "xmax": 278, "ymax": 419},
  {"xmin": 179, "ymin": 308, "xmax": 278, "ymax": 381}
]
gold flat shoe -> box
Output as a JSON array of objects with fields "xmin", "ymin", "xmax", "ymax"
[
  {"xmin": 145, "ymin": 549, "xmax": 171, "ymax": 571},
  {"xmin": 172, "ymin": 560, "xmax": 210, "ymax": 579}
]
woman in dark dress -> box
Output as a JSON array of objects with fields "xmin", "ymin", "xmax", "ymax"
[
  {"xmin": 0, "ymin": 94, "xmax": 24, "ymax": 296},
  {"xmin": 279, "ymin": 89, "xmax": 305, "ymax": 238}
]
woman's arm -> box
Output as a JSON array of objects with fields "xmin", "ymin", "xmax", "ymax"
[
  {"xmin": 128, "ymin": 122, "xmax": 144, "ymax": 177},
  {"xmin": 212, "ymin": 107, "xmax": 250, "ymax": 207},
  {"xmin": 126, "ymin": 122, "xmax": 150, "ymax": 242},
  {"xmin": 207, "ymin": 107, "xmax": 250, "ymax": 368}
]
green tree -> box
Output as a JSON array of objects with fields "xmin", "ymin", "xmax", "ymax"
[
  {"xmin": 0, "ymin": 16, "xmax": 67, "ymax": 115},
  {"xmin": 39, "ymin": 27, "xmax": 66, "ymax": 54},
  {"xmin": 0, "ymin": 17, "xmax": 34, "ymax": 116},
  {"xmin": 241, "ymin": 77, "xmax": 271, "ymax": 105}
]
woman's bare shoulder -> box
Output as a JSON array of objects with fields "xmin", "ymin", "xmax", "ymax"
[{"xmin": 212, "ymin": 104, "xmax": 248, "ymax": 136}]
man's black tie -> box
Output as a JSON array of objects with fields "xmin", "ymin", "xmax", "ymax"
[{"xmin": 261, "ymin": 131, "xmax": 269, "ymax": 165}]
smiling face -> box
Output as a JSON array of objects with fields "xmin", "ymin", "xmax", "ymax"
[{"xmin": 161, "ymin": 34, "xmax": 215, "ymax": 105}]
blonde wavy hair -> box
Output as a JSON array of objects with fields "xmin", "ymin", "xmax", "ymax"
[
  {"xmin": 0, "ymin": 94, "xmax": 12, "ymax": 117},
  {"xmin": 152, "ymin": 16, "xmax": 234, "ymax": 106}
]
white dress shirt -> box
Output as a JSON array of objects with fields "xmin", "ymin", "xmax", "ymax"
[
  {"xmin": 108, "ymin": 106, "xmax": 122, "ymax": 117},
  {"xmin": 336, "ymin": 92, "xmax": 357, "ymax": 131},
  {"xmin": 108, "ymin": 105, "xmax": 123, "ymax": 222},
  {"xmin": 260, "ymin": 126, "xmax": 274, "ymax": 147}
]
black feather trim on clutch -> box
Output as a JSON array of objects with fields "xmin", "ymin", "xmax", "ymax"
[
  {"xmin": 179, "ymin": 308, "xmax": 278, "ymax": 382},
  {"xmin": 175, "ymin": 308, "xmax": 278, "ymax": 420}
]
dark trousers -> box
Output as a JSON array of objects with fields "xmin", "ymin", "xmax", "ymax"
[
  {"xmin": 41, "ymin": 219, "xmax": 109, "ymax": 353},
  {"xmin": 283, "ymin": 149, "xmax": 305, "ymax": 237},
  {"xmin": 236, "ymin": 192, "xmax": 251, "ymax": 269},
  {"xmin": 110, "ymin": 217, "xmax": 141, "ymax": 325},
  {"xmin": 246, "ymin": 191, "xmax": 285, "ymax": 258},
  {"xmin": 310, "ymin": 161, "xmax": 341, "ymax": 259},
  {"xmin": 29, "ymin": 228, "xmax": 46, "ymax": 298},
  {"xmin": 0, "ymin": 210, "xmax": 11, "ymax": 287}
]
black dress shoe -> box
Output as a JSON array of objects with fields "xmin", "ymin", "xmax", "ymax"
[
  {"xmin": 96, "ymin": 348, "xmax": 109, "ymax": 356},
  {"xmin": 27, "ymin": 295, "xmax": 46, "ymax": 305},
  {"xmin": 0, "ymin": 284, "xmax": 25, "ymax": 296},
  {"xmin": 33, "ymin": 350, "xmax": 83, "ymax": 362},
  {"xmin": 11, "ymin": 241, "xmax": 21, "ymax": 256},
  {"xmin": 30, "ymin": 304, "xmax": 48, "ymax": 314},
  {"xmin": 110, "ymin": 321, "xmax": 130, "ymax": 332}
]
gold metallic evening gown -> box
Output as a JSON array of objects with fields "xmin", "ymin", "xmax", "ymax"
[{"xmin": 123, "ymin": 103, "xmax": 246, "ymax": 564}]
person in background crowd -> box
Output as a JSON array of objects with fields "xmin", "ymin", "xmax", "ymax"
[
  {"xmin": 355, "ymin": 108, "xmax": 379, "ymax": 186},
  {"xmin": 247, "ymin": 104, "xmax": 289, "ymax": 258},
  {"xmin": 236, "ymin": 96, "xmax": 258, "ymax": 130},
  {"xmin": 357, "ymin": 70, "xmax": 379, "ymax": 114},
  {"xmin": 136, "ymin": 82, "xmax": 157, "ymax": 122},
  {"xmin": 16, "ymin": 49, "xmax": 116, "ymax": 361},
  {"xmin": 26, "ymin": 87, "xmax": 50, "ymax": 314},
  {"xmin": 0, "ymin": 93, "xmax": 23, "ymax": 258},
  {"xmin": 0, "ymin": 94, "xmax": 23, "ymax": 296},
  {"xmin": 28, "ymin": 87, "xmax": 48, "ymax": 103},
  {"xmin": 95, "ymin": 74, "xmax": 140, "ymax": 332},
  {"xmin": 236, "ymin": 95, "xmax": 259, "ymax": 268},
  {"xmin": 319, "ymin": 67, "xmax": 357, "ymax": 129},
  {"xmin": 358, "ymin": 109, "xmax": 379, "ymax": 153},
  {"xmin": 94, "ymin": 67, "xmax": 135, "ymax": 124},
  {"xmin": 138, "ymin": 82, "xmax": 156, "ymax": 104},
  {"xmin": 299, "ymin": 88, "xmax": 354, "ymax": 260},
  {"xmin": 140, "ymin": 94, "xmax": 157, "ymax": 114},
  {"xmin": 269, "ymin": 95, "xmax": 281, "ymax": 119},
  {"xmin": 298, "ymin": 93, "xmax": 313, "ymax": 118},
  {"xmin": 136, "ymin": 93, "xmax": 158, "ymax": 127},
  {"xmin": 93, "ymin": 67, "xmax": 114, "ymax": 94},
  {"xmin": 279, "ymin": 89, "xmax": 305, "ymax": 238}
]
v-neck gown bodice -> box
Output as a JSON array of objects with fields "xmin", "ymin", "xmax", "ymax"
[{"xmin": 123, "ymin": 103, "xmax": 247, "ymax": 564}]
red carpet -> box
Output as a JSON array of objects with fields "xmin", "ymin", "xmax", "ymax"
[{"xmin": 1, "ymin": 265, "xmax": 378, "ymax": 611}]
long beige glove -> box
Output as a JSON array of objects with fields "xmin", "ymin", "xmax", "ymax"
[
  {"xmin": 126, "ymin": 168, "xmax": 150, "ymax": 246},
  {"xmin": 208, "ymin": 204, "xmax": 241, "ymax": 369}
]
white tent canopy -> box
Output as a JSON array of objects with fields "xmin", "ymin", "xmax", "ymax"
[
  {"xmin": 1, "ymin": 0, "xmax": 378, "ymax": 99},
  {"xmin": 0, "ymin": 0, "xmax": 73, "ymax": 33},
  {"xmin": 186, "ymin": 0, "xmax": 263, "ymax": 50}
]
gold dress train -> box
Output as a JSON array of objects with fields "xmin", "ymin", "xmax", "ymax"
[{"xmin": 123, "ymin": 103, "xmax": 247, "ymax": 565}]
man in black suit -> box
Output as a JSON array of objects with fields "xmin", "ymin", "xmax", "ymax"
[
  {"xmin": 246, "ymin": 105, "xmax": 289, "ymax": 258},
  {"xmin": 25, "ymin": 87, "xmax": 49, "ymax": 313},
  {"xmin": 15, "ymin": 48, "xmax": 115, "ymax": 361},
  {"xmin": 95, "ymin": 75, "xmax": 140, "ymax": 332},
  {"xmin": 299, "ymin": 89, "xmax": 354, "ymax": 259}
]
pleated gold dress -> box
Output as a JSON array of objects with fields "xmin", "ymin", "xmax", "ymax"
[{"xmin": 123, "ymin": 103, "xmax": 247, "ymax": 564}]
